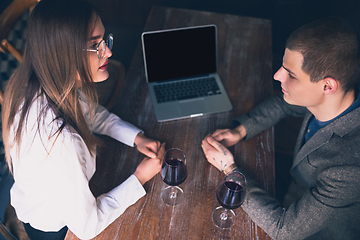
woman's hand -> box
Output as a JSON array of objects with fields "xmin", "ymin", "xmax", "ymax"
[
  {"xmin": 211, "ymin": 124, "xmax": 246, "ymax": 147},
  {"xmin": 134, "ymin": 132, "xmax": 161, "ymax": 158},
  {"xmin": 134, "ymin": 142, "xmax": 166, "ymax": 185},
  {"xmin": 201, "ymin": 135, "xmax": 234, "ymax": 172}
]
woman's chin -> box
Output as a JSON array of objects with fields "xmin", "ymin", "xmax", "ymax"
[{"xmin": 94, "ymin": 71, "xmax": 109, "ymax": 82}]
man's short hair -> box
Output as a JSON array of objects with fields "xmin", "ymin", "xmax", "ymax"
[{"xmin": 286, "ymin": 16, "xmax": 360, "ymax": 92}]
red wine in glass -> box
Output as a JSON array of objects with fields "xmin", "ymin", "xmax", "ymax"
[
  {"xmin": 161, "ymin": 158, "xmax": 187, "ymax": 186},
  {"xmin": 160, "ymin": 148, "xmax": 187, "ymax": 206},
  {"xmin": 212, "ymin": 171, "xmax": 246, "ymax": 228},
  {"xmin": 217, "ymin": 181, "xmax": 245, "ymax": 209}
]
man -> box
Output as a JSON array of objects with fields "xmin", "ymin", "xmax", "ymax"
[{"xmin": 201, "ymin": 16, "xmax": 360, "ymax": 239}]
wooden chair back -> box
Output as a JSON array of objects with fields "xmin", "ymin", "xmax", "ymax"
[
  {"xmin": 0, "ymin": 0, "xmax": 39, "ymax": 105},
  {"xmin": 0, "ymin": 0, "xmax": 38, "ymax": 61}
]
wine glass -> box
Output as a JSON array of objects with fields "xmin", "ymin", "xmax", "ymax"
[
  {"xmin": 160, "ymin": 148, "xmax": 187, "ymax": 206},
  {"xmin": 212, "ymin": 170, "xmax": 246, "ymax": 228}
]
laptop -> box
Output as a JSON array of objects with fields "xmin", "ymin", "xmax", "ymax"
[{"xmin": 141, "ymin": 24, "xmax": 233, "ymax": 122}]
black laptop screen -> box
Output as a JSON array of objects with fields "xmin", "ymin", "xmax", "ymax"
[{"xmin": 142, "ymin": 25, "xmax": 217, "ymax": 83}]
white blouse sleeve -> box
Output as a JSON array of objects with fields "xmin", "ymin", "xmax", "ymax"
[
  {"xmin": 79, "ymin": 92, "xmax": 142, "ymax": 147},
  {"xmin": 60, "ymin": 134, "xmax": 146, "ymax": 239}
]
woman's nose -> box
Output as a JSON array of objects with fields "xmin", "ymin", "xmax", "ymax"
[{"xmin": 104, "ymin": 44, "xmax": 112, "ymax": 58}]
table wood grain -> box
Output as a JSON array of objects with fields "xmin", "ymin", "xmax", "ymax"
[{"xmin": 66, "ymin": 6, "xmax": 274, "ymax": 240}]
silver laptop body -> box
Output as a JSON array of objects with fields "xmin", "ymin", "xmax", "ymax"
[{"xmin": 141, "ymin": 24, "xmax": 232, "ymax": 122}]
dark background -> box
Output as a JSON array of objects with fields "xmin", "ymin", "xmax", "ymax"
[{"xmin": 2, "ymin": 0, "xmax": 359, "ymax": 83}]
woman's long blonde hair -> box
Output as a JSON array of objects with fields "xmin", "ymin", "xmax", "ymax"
[{"xmin": 2, "ymin": 0, "xmax": 100, "ymax": 172}]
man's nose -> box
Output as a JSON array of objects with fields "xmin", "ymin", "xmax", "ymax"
[{"xmin": 273, "ymin": 67, "xmax": 285, "ymax": 83}]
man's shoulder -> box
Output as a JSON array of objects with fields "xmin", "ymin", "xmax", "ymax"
[{"xmin": 327, "ymin": 105, "xmax": 360, "ymax": 135}]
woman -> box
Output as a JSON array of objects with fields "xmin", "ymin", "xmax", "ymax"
[{"xmin": 2, "ymin": 0, "xmax": 165, "ymax": 239}]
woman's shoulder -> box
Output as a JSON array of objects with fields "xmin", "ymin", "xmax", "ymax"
[{"xmin": 22, "ymin": 94, "xmax": 80, "ymax": 142}]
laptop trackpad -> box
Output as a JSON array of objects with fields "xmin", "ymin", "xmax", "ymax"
[{"xmin": 180, "ymin": 99, "xmax": 205, "ymax": 116}]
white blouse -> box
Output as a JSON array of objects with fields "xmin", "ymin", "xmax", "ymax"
[{"xmin": 9, "ymin": 93, "xmax": 146, "ymax": 239}]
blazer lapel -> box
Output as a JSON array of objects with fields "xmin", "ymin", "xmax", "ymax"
[
  {"xmin": 291, "ymin": 112, "xmax": 333, "ymax": 171},
  {"xmin": 291, "ymin": 106, "xmax": 360, "ymax": 171}
]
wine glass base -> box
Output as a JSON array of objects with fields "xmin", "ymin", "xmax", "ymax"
[
  {"xmin": 212, "ymin": 206, "xmax": 235, "ymax": 229},
  {"xmin": 161, "ymin": 186, "xmax": 184, "ymax": 206}
]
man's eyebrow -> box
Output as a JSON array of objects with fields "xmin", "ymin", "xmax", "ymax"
[{"xmin": 282, "ymin": 65, "xmax": 296, "ymax": 76}]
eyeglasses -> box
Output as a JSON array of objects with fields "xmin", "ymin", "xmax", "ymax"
[{"xmin": 86, "ymin": 34, "xmax": 113, "ymax": 59}]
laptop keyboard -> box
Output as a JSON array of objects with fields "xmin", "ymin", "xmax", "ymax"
[{"xmin": 153, "ymin": 77, "xmax": 222, "ymax": 103}]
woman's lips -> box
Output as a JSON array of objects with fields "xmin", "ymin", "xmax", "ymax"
[
  {"xmin": 281, "ymin": 86, "xmax": 288, "ymax": 94},
  {"xmin": 99, "ymin": 60, "xmax": 108, "ymax": 70}
]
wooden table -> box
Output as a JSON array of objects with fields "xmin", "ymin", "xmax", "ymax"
[{"xmin": 67, "ymin": 6, "xmax": 274, "ymax": 240}]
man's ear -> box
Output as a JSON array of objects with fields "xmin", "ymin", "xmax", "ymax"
[{"xmin": 322, "ymin": 77, "xmax": 338, "ymax": 95}]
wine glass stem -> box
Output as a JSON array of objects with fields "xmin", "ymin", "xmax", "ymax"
[
  {"xmin": 170, "ymin": 187, "xmax": 177, "ymax": 199},
  {"xmin": 220, "ymin": 209, "xmax": 228, "ymax": 220}
]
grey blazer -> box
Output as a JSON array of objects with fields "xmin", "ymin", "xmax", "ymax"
[{"xmin": 233, "ymin": 93, "xmax": 360, "ymax": 240}]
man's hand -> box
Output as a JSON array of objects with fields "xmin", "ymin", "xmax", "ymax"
[
  {"xmin": 201, "ymin": 135, "xmax": 234, "ymax": 172},
  {"xmin": 211, "ymin": 124, "xmax": 246, "ymax": 147}
]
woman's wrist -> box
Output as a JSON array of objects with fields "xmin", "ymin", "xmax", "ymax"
[{"xmin": 134, "ymin": 132, "xmax": 145, "ymax": 146}]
